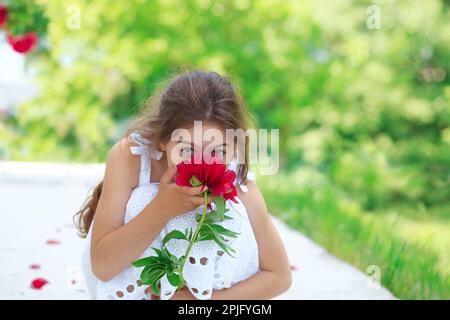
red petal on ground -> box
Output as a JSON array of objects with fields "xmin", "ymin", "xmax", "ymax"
[
  {"xmin": 29, "ymin": 264, "xmax": 41, "ymax": 270},
  {"xmin": 46, "ymin": 239, "xmax": 61, "ymax": 245},
  {"xmin": 30, "ymin": 278, "xmax": 49, "ymax": 290}
]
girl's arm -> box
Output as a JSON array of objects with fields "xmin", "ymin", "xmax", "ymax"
[
  {"xmin": 90, "ymin": 139, "xmax": 170, "ymax": 281},
  {"xmin": 211, "ymin": 180, "xmax": 292, "ymax": 299},
  {"xmin": 90, "ymin": 138, "xmax": 207, "ymax": 281}
]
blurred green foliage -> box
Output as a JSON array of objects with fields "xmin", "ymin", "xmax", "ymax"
[
  {"xmin": 259, "ymin": 172, "xmax": 450, "ymax": 299},
  {"xmin": 2, "ymin": 0, "xmax": 48, "ymax": 36},
  {"xmin": 0, "ymin": 0, "xmax": 449, "ymax": 298}
]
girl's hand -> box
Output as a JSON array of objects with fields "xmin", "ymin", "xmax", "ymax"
[
  {"xmin": 154, "ymin": 166, "xmax": 212, "ymax": 220},
  {"xmin": 149, "ymin": 287, "xmax": 197, "ymax": 300},
  {"xmin": 169, "ymin": 287, "xmax": 197, "ymax": 300}
]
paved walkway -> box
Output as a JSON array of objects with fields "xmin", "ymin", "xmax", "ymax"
[{"xmin": 0, "ymin": 161, "xmax": 395, "ymax": 299}]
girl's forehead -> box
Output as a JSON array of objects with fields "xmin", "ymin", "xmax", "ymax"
[{"xmin": 171, "ymin": 120, "xmax": 232, "ymax": 148}]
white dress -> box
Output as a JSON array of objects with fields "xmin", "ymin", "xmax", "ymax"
[{"xmin": 82, "ymin": 132, "xmax": 260, "ymax": 300}]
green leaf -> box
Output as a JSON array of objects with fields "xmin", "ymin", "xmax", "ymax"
[
  {"xmin": 196, "ymin": 223, "xmax": 236, "ymax": 257},
  {"xmin": 161, "ymin": 247, "xmax": 171, "ymax": 259},
  {"xmin": 152, "ymin": 280, "xmax": 161, "ymax": 296},
  {"xmin": 214, "ymin": 235, "xmax": 236, "ymax": 258},
  {"xmin": 141, "ymin": 264, "xmax": 164, "ymax": 284},
  {"xmin": 197, "ymin": 224, "xmax": 215, "ymax": 241},
  {"xmin": 189, "ymin": 175, "xmax": 202, "ymax": 187},
  {"xmin": 196, "ymin": 209, "xmax": 232, "ymax": 223},
  {"xmin": 153, "ymin": 248, "xmax": 163, "ymax": 257},
  {"xmin": 170, "ymin": 254, "xmax": 181, "ymax": 266},
  {"xmin": 163, "ymin": 230, "xmax": 188, "ymax": 246},
  {"xmin": 198, "ymin": 232, "xmax": 215, "ymax": 241},
  {"xmin": 132, "ymin": 256, "xmax": 159, "ymax": 268},
  {"xmin": 158, "ymin": 247, "xmax": 176, "ymax": 264},
  {"xmin": 210, "ymin": 223, "xmax": 240, "ymax": 238},
  {"xmin": 214, "ymin": 197, "xmax": 226, "ymax": 216},
  {"xmin": 147, "ymin": 269, "xmax": 165, "ymax": 287},
  {"xmin": 167, "ymin": 272, "xmax": 183, "ymax": 287}
]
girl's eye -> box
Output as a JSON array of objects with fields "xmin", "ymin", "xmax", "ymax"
[
  {"xmin": 211, "ymin": 149, "xmax": 225, "ymax": 157},
  {"xmin": 180, "ymin": 147, "xmax": 194, "ymax": 157}
]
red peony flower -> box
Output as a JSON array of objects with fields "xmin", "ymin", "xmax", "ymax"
[
  {"xmin": 0, "ymin": 5, "xmax": 7, "ymax": 28},
  {"xmin": 30, "ymin": 278, "xmax": 49, "ymax": 290},
  {"xmin": 176, "ymin": 155, "xmax": 238, "ymax": 203},
  {"xmin": 7, "ymin": 32, "xmax": 38, "ymax": 54}
]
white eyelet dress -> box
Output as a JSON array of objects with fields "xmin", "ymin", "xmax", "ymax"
[{"xmin": 82, "ymin": 132, "xmax": 260, "ymax": 300}]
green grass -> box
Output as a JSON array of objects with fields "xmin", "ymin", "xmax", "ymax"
[{"xmin": 258, "ymin": 169, "xmax": 450, "ymax": 299}]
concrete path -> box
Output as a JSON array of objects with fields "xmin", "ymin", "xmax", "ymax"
[{"xmin": 0, "ymin": 161, "xmax": 395, "ymax": 300}]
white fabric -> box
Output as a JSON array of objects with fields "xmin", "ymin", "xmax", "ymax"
[{"xmin": 82, "ymin": 132, "xmax": 260, "ymax": 300}]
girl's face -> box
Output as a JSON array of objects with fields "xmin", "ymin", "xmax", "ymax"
[{"xmin": 160, "ymin": 120, "xmax": 235, "ymax": 168}]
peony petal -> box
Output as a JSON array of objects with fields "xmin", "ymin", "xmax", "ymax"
[
  {"xmin": 193, "ymin": 164, "xmax": 205, "ymax": 182},
  {"xmin": 29, "ymin": 264, "xmax": 41, "ymax": 270},
  {"xmin": 175, "ymin": 162, "xmax": 195, "ymax": 186},
  {"xmin": 221, "ymin": 170, "xmax": 237, "ymax": 184},
  {"xmin": 175, "ymin": 172, "xmax": 193, "ymax": 186},
  {"xmin": 209, "ymin": 183, "xmax": 228, "ymax": 196},
  {"xmin": 31, "ymin": 278, "xmax": 49, "ymax": 290},
  {"xmin": 207, "ymin": 163, "xmax": 226, "ymax": 184},
  {"xmin": 46, "ymin": 239, "xmax": 60, "ymax": 245},
  {"xmin": 223, "ymin": 185, "xmax": 238, "ymax": 203}
]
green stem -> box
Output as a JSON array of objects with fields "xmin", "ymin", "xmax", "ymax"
[{"xmin": 178, "ymin": 191, "xmax": 208, "ymax": 288}]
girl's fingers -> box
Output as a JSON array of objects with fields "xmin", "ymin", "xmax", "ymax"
[
  {"xmin": 185, "ymin": 185, "xmax": 208, "ymax": 196},
  {"xmin": 191, "ymin": 196, "xmax": 206, "ymax": 206},
  {"xmin": 160, "ymin": 166, "xmax": 178, "ymax": 185},
  {"xmin": 190, "ymin": 193, "xmax": 216, "ymax": 206},
  {"xmin": 150, "ymin": 293, "xmax": 159, "ymax": 300}
]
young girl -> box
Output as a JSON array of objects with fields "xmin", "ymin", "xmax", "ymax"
[{"xmin": 75, "ymin": 70, "xmax": 292, "ymax": 300}]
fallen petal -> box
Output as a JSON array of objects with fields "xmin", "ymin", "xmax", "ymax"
[
  {"xmin": 29, "ymin": 264, "xmax": 41, "ymax": 270},
  {"xmin": 31, "ymin": 278, "xmax": 49, "ymax": 289},
  {"xmin": 46, "ymin": 239, "xmax": 60, "ymax": 245}
]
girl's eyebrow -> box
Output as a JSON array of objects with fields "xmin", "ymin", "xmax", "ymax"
[
  {"xmin": 210, "ymin": 143, "xmax": 229, "ymax": 148},
  {"xmin": 177, "ymin": 141, "xmax": 194, "ymax": 146},
  {"xmin": 176, "ymin": 141, "xmax": 229, "ymax": 148}
]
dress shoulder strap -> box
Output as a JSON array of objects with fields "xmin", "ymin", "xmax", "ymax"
[
  {"xmin": 129, "ymin": 132, "xmax": 162, "ymax": 185},
  {"xmin": 228, "ymin": 158, "xmax": 256, "ymax": 193}
]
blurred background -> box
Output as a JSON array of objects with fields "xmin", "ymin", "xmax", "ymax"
[{"xmin": 0, "ymin": 0, "xmax": 449, "ymax": 299}]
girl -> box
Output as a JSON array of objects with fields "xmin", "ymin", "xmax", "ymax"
[{"xmin": 75, "ymin": 70, "xmax": 292, "ymax": 300}]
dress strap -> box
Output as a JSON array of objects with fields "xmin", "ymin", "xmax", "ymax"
[
  {"xmin": 129, "ymin": 132, "xmax": 162, "ymax": 185},
  {"xmin": 228, "ymin": 158, "xmax": 256, "ymax": 193}
]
